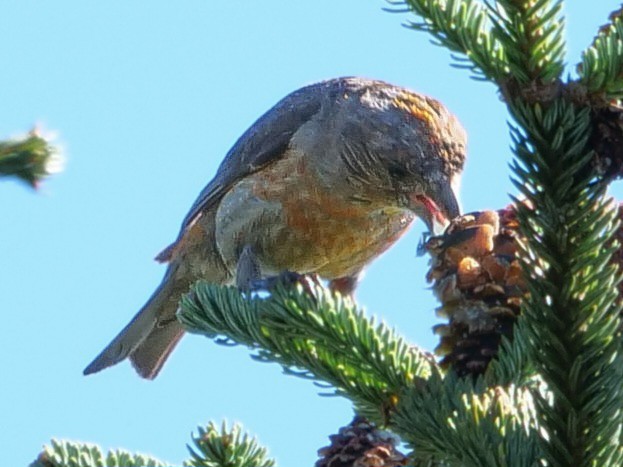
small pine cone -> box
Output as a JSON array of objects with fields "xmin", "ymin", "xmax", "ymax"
[
  {"xmin": 316, "ymin": 416, "xmax": 408, "ymax": 467},
  {"xmin": 589, "ymin": 104, "xmax": 623, "ymax": 179},
  {"xmin": 425, "ymin": 206, "xmax": 525, "ymax": 377}
]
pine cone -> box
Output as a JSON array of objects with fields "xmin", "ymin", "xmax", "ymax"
[
  {"xmin": 425, "ymin": 207, "xmax": 525, "ymax": 376},
  {"xmin": 589, "ymin": 103, "xmax": 623, "ymax": 179},
  {"xmin": 316, "ymin": 416, "xmax": 408, "ymax": 467}
]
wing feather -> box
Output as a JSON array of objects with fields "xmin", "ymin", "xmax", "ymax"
[{"xmin": 156, "ymin": 80, "xmax": 330, "ymax": 261}]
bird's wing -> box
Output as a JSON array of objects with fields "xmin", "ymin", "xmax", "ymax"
[{"xmin": 156, "ymin": 80, "xmax": 329, "ymax": 262}]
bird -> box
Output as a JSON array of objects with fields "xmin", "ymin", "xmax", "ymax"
[{"xmin": 83, "ymin": 77, "xmax": 467, "ymax": 379}]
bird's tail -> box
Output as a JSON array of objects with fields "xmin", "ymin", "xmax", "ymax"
[{"xmin": 83, "ymin": 267, "xmax": 189, "ymax": 379}]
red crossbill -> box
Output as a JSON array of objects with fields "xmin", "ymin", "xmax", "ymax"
[{"xmin": 84, "ymin": 77, "xmax": 467, "ymax": 379}]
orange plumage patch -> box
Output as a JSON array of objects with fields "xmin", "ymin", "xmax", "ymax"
[{"xmin": 250, "ymin": 150, "xmax": 414, "ymax": 278}]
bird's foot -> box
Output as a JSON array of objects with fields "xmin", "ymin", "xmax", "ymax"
[
  {"xmin": 236, "ymin": 245, "xmax": 321, "ymax": 298},
  {"xmin": 249, "ymin": 271, "xmax": 321, "ymax": 298}
]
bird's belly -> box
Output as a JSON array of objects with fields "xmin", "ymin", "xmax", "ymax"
[
  {"xmin": 215, "ymin": 149, "xmax": 415, "ymax": 280},
  {"xmin": 273, "ymin": 197, "xmax": 414, "ymax": 278}
]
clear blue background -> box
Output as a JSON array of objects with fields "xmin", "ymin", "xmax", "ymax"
[{"xmin": 2, "ymin": 2, "xmax": 621, "ymax": 465}]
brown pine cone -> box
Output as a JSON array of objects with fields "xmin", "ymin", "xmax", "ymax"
[
  {"xmin": 316, "ymin": 416, "xmax": 408, "ymax": 467},
  {"xmin": 590, "ymin": 104, "xmax": 623, "ymax": 179},
  {"xmin": 425, "ymin": 206, "xmax": 525, "ymax": 376}
]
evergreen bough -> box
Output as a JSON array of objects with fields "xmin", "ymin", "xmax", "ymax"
[{"xmin": 0, "ymin": 130, "xmax": 61, "ymax": 188}]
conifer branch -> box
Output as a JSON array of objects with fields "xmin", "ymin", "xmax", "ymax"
[
  {"xmin": 30, "ymin": 424, "xmax": 275, "ymax": 467},
  {"xmin": 578, "ymin": 6, "xmax": 623, "ymax": 100},
  {"xmin": 0, "ymin": 130, "xmax": 62, "ymax": 188},
  {"xmin": 186, "ymin": 422, "xmax": 275, "ymax": 467},
  {"xmin": 393, "ymin": 374, "xmax": 540, "ymax": 466},
  {"xmin": 179, "ymin": 282, "xmax": 544, "ymax": 465},
  {"xmin": 386, "ymin": 0, "xmax": 508, "ymax": 81},
  {"xmin": 485, "ymin": 319, "xmax": 535, "ymax": 387},
  {"xmin": 178, "ymin": 281, "xmax": 435, "ymax": 423},
  {"xmin": 30, "ymin": 440, "xmax": 167, "ymax": 467},
  {"xmin": 507, "ymin": 98, "xmax": 623, "ymax": 465},
  {"xmin": 488, "ymin": 0, "xmax": 565, "ymax": 84}
]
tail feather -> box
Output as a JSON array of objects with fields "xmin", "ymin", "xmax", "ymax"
[
  {"xmin": 83, "ymin": 271, "xmax": 187, "ymax": 378},
  {"xmin": 130, "ymin": 320, "xmax": 184, "ymax": 379}
]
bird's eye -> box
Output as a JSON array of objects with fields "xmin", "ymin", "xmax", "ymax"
[{"xmin": 388, "ymin": 163, "xmax": 408, "ymax": 179}]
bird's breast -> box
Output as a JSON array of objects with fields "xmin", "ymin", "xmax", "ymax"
[{"xmin": 245, "ymin": 149, "xmax": 415, "ymax": 278}]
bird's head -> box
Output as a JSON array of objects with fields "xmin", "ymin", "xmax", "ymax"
[
  {"xmin": 321, "ymin": 78, "xmax": 467, "ymax": 233},
  {"xmin": 380, "ymin": 91, "xmax": 467, "ymax": 234}
]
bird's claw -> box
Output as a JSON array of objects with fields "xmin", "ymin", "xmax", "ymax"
[{"xmin": 249, "ymin": 271, "xmax": 321, "ymax": 298}]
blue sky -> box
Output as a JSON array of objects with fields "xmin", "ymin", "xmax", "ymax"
[{"xmin": 2, "ymin": 2, "xmax": 621, "ymax": 466}]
